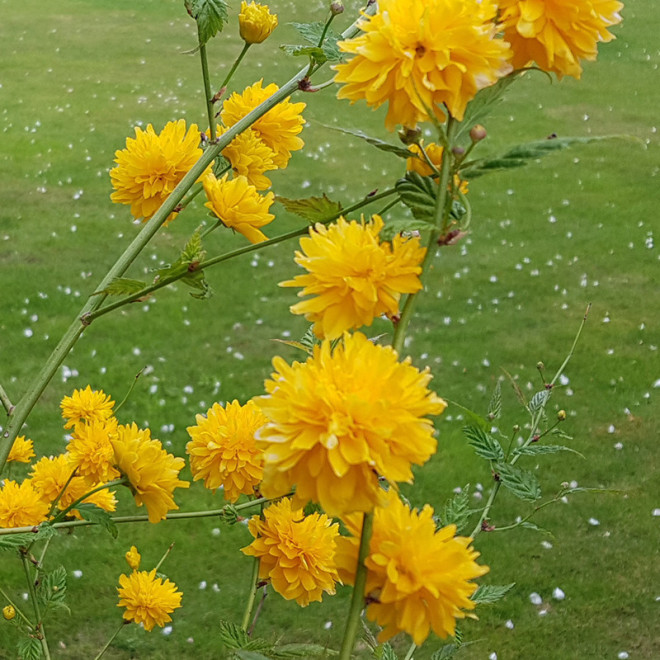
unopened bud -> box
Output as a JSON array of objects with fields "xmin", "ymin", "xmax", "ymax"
[
  {"xmin": 330, "ymin": 1, "xmax": 344, "ymax": 15},
  {"xmin": 2, "ymin": 605, "xmax": 15, "ymax": 621},
  {"xmin": 398, "ymin": 126, "xmax": 422, "ymax": 146},
  {"xmin": 537, "ymin": 361, "xmax": 545, "ymax": 371},
  {"xmin": 452, "ymin": 145, "xmax": 466, "ymax": 156},
  {"xmin": 557, "ymin": 410, "xmax": 567, "ymax": 421},
  {"xmin": 470, "ymin": 124, "xmax": 487, "ymax": 142},
  {"xmin": 513, "ymin": 424, "xmax": 520, "ymax": 433}
]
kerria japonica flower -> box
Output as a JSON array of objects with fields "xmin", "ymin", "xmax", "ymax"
[
  {"xmin": 336, "ymin": 491, "xmax": 489, "ymax": 645},
  {"xmin": 0, "ymin": 480, "xmax": 50, "ymax": 528},
  {"xmin": 256, "ymin": 332, "xmax": 446, "ymax": 516},
  {"xmin": 6, "ymin": 435, "xmax": 35, "ymax": 464},
  {"xmin": 499, "ymin": 0, "xmax": 624, "ymax": 79},
  {"xmin": 334, "ymin": 0, "xmax": 512, "ymax": 130},
  {"xmin": 239, "ymin": 1, "xmax": 278, "ymax": 45},
  {"xmin": 60, "ymin": 385, "xmax": 115, "ymax": 430}
]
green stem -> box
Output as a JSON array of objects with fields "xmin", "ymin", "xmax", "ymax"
[
  {"xmin": 339, "ymin": 512, "xmax": 373, "ymax": 660},
  {"xmin": 154, "ymin": 543, "xmax": 175, "ymax": 573},
  {"xmin": 21, "ymin": 553, "xmax": 51, "ymax": 660},
  {"xmin": 404, "ymin": 642, "xmax": 417, "ymax": 660},
  {"xmin": 93, "ymin": 622, "xmax": 125, "ymax": 660},
  {"xmin": 241, "ymin": 555, "xmax": 261, "ymax": 632},
  {"xmin": 0, "ymin": 383, "xmax": 13, "ymax": 415},
  {"xmin": 0, "ymin": 584, "xmax": 34, "ymax": 628},
  {"xmin": 220, "ymin": 43, "xmax": 251, "ymax": 96},
  {"xmin": 0, "ymin": 496, "xmax": 278, "ymax": 536},
  {"xmin": 87, "ymin": 187, "xmax": 398, "ymax": 323},
  {"xmin": 114, "ymin": 368, "xmax": 144, "ymax": 415},
  {"xmin": 198, "ymin": 27, "xmax": 216, "ymax": 140}
]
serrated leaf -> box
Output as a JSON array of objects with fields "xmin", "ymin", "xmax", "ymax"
[
  {"xmin": 463, "ymin": 425, "xmax": 505, "ymax": 461},
  {"xmin": 375, "ymin": 643, "xmax": 398, "ymax": 660},
  {"xmin": 551, "ymin": 428, "xmax": 574, "ymax": 441},
  {"xmin": 289, "ymin": 22, "xmax": 342, "ymax": 60},
  {"xmin": 463, "ymin": 136, "xmax": 633, "ymax": 179},
  {"xmin": 18, "ymin": 637, "xmax": 42, "ymax": 660},
  {"xmin": 181, "ymin": 228, "xmax": 205, "ymax": 263},
  {"xmin": 379, "ymin": 219, "xmax": 435, "ymax": 241},
  {"xmin": 75, "ymin": 503, "xmax": 118, "ymax": 538},
  {"xmin": 514, "ymin": 444, "xmax": 584, "ymax": 458},
  {"xmin": 396, "ymin": 172, "xmax": 437, "ymax": 223},
  {"xmin": 471, "ymin": 583, "xmax": 515, "ymax": 604},
  {"xmin": 488, "ymin": 380, "xmax": 502, "ymax": 420},
  {"xmin": 276, "ymin": 194, "xmax": 342, "ymax": 223},
  {"xmin": 186, "ymin": 0, "xmax": 228, "ymax": 45},
  {"xmin": 220, "ymin": 620, "xmax": 251, "ymax": 649},
  {"xmin": 0, "ymin": 533, "xmax": 38, "ymax": 550},
  {"xmin": 495, "ymin": 462, "xmax": 542, "ymax": 502},
  {"xmin": 431, "ymin": 644, "xmax": 459, "ymax": 660},
  {"xmin": 38, "ymin": 565, "xmax": 68, "ymax": 612},
  {"xmin": 528, "ymin": 389, "xmax": 550, "ymax": 414},
  {"xmin": 321, "ymin": 125, "xmax": 414, "ymax": 159},
  {"xmin": 93, "ymin": 277, "xmax": 147, "ymax": 297},
  {"xmin": 441, "ymin": 488, "xmax": 471, "ymax": 533},
  {"xmin": 501, "ymin": 368, "xmax": 527, "ymax": 407},
  {"xmin": 280, "ymin": 44, "xmax": 327, "ymax": 64}
]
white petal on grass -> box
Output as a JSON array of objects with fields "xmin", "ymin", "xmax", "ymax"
[
  {"xmin": 652, "ymin": 509, "xmax": 660, "ymax": 517},
  {"xmin": 529, "ymin": 592, "xmax": 542, "ymax": 605},
  {"xmin": 505, "ymin": 620, "xmax": 514, "ymax": 629},
  {"xmin": 72, "ymin": 570, "xmax": 83, "ymax": 579},
  {"xmin": 588, "ymin": 517, "xmax": 600, "ymax": 526},
  {"xmin": 552, "ymin": 587, "xmax": 566, "ymax": 601}
]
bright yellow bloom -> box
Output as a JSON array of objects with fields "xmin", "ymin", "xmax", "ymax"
[
  {"xmin": 30, "ymin": 453, "xmax": 117, "ymax": 518},
  {"xmin": 407, "ymin": 143, "xmax": 469, "ymax": 195},
  {"xmin": 239, "ymin": 1, "xmax": 278, "ymax": 44},
  {"xmin": 499, "ymin": 0, "xmax": 624, "ymax": 79},
  {"xmin": 0, "ymin": 479, "xmax": 50, "ymax": 528},
  {"xmin": 186, "ymin": 400, "xmax": 266, "ymax": 502},
  {"xmin": 125, "ymin": 546, "xmax": 142, "ymax": 571},
  {"xmin": 7, "ymin": 436, "xmax": 35, "ymax": 464},
  {"xmin": 334, "ymin": 0, "xmax": 512, "ymax": 130},
  {"xmin": 110, "ymin": 119, "xmax": 210, "ymax": 223},
  {"xmin": 281, "ymin": 216, "xmax": 426, "ymax": 340},
  {"xmin": 203, "ymin": 173, "xmax": 275, "ymax": 244},
  {"xmin": 221, "ymin": 80, "xmax": 306, "ymax": 169},
  {"xmin": 256, "ymin": 332, "xmax": 446, "ymax": 516},
  {"xmin": 2, "ymin": 605, "xmax": 15, "ymax": 621},
  {"xmin": 336, "ymin": 491, "xmax": 488, "ymax": 645},
  {"xmin": 242, "ymin": 498, "xmax": 339, "ymax": 606},
  {"xmin": 111, "ymin": 423, "xmax": 189, "ymax": 524},
  {"xmin": 67, "ymin": 418, "xmax": 120, "ymax": 484},
  {"xmin": 60, "ymin": 386, "xmax": 115, "ymax": 430},
  {"xmin": 219, "ymin": 126, "xmax": 277, "ymax": 190},
  {"xmin": 117, "ymin": 569, "xmax": 182, "ymax": 631}
]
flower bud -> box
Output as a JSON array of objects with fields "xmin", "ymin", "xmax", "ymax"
[
  {"xmin": 452, "ymin": 145, "xmax": 466, "ymax": 156},
  {"xmin": 557, "ymin": 409, "xmax": 567, "ymax": 421},
  {"xmin": 330, "ymin": 1, "xmax": 344, "ymax": 15},
  {"xmin": 2, "ymin": 605, "xmax": 15, "ymax": 621},
  {"xmin": 469, "ymin": 124, "xmax": 487, "ymax": 142},
  {"xmin": 398, "ymin": 126, "xmax": 422, "ymax": 146},
  {"xmin": 125, "ymin": 545, "xmax": 141, "ymax": 571},
  {"xmin": 536, "ymin": 361, "xmax": 545, "ymax": 371},
  {"xmin": 239, "ymin": 2, "xmax": 278, "ymax": 45}
]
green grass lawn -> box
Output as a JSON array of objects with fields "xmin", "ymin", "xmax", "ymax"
[{"xmin": 1, "ymin": 0, "xmax": 659, "ymax": 658}]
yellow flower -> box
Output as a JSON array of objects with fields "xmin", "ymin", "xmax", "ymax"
[
  {"xmin": 218, "ymin": 126, "xmax": 277, "ymax": 191},
  {"xmin": 407, "ymin": 143, "xmax": 469, "ymax": 195},
  {"xmin": 2, "ymin": 604, "xmax": 15, "ymax": 620},
  {"xmin": 336, "ymin": 492, "xmax": 489, "ymax": 645},
  {"xmin": 499, "ymin": 0, "xmax": 624, "ymax": 79},
  {"xmin": 7, "ymin": 436, "xmax": 35, "ymax": 464},
  {"xmin": 239, "ymin": 1, "xmax": 278, "ymax": 44},
  {"xmin": 186, "ymin": 400, "xmax": 266, "ymax": 502},
  {"xmin": 203, "ymin": 173, "xmax": 275, "ymax": 244},
  {"xmin": 0, "ymin": 479, "xmax": 50, "ymax": 528},
  {"xmin": 242, "ymin": 498, "xmax": 339, "ymax": 606},
  {"xmin": 60, "ymin": 385, "xmax": 115, "ymax": 430},
  {"xmin": 125, "ymin": 546, "xmax": 142, "ymax": 571},
  {"xmin": 30, "ymin": 453, "xmax": 117, "ymax": 518},
  {"xmin": 67, "ymin": 418, "xmax": 120, "ymax": 484},
  {"xmin": 221, "ymin": 80, "xmax": 306, "ymax": 168},
  {"xmin": 256, "ymin": 332, "xmax": 446, "ymax": 516},
  {"xmin": 281, "ymin": 216, "xmax": 426, "ymax": 340},
  {"xmin": 110, "ymin": 119, "xmax": 210, "ymax": 223},
  {"xmin": 117, "ymin": 569, "xmax": 182, "ymax": 631},
  {"xmin": 334, "ymin": 0, "xmax": 512, "ymax": 130},
  {"xmin": 111, "ymin": 423, "xmax": 189, "ymax": 524}
]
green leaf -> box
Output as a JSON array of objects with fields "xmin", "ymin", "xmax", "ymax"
[
  {"xmin": 276, "ymin": 194, "xmax": 342, "ymax": 223},
  {"xmin": 38, "ymin": 565, "xmax": 69, "ymax": 612},
  {"xmin": 519, "ymin": 521, "xmax": 554, "ymax": 536},
  {"xmin": 280, "ymin": 44, "xmax": 327, "ymax": 65},
  {"xmin": 321, "ymin": 125, "xmax": 414, "ymax": 159},
  {"xmin": 514, "ymin": 444, "xmax": 584, "ymax": 459},
  {"xmin": 0, "ymin": 533, "xmax": 38, "ymax": 551},
  {"xmin": 463, "ymin": 425, "xmax": 505, "ymax": 461},
  {"xmin": 289, "ymin": 22, "xmax": 342, "ymax": 60},
  {"xmin": 494, "ymin": 462, "xmax": 542, "ymax": 502},
  {"xmin": 92, "ymin": 277, "xmax": 148, "ymax": 297},
  {"xmin": 75, "ymin": 503, "xmax": 118, "ymax": 538},
  {"xmin": 220, "ymin": 620, "xmax": 251, "ymax": 650},
  {"xmin": 431, "ymin": 644, "xmax": 459, "ymax": 660},
  {"xmin": 379, "ymin": 219, "xmax": 435, "ymax": 241},
  {"xmin": 375, "ymin": 643, "xmax": 398, "ymax": 660},
  {"xmin": 18, "ymin": 637, "xmax": 42, "ymax": 660},
  {"xmin": 488, "ymin": 379, "xmax": 502, "ymax": 420},
  {"xmin": 528, "ymin": 389, "xmax": 550, "ymax": 414},
  {"xmin": 155, "ymin": 228, "xmax": 209, "ymax": 298},
  {"xmin": 462, "ymin": 136, "xmax": 632, "ymax": 179},
  {"xmin": 186, "ymin": 0, "xmax": 228, "ymax": 45},
  {"xmin": 440, "ymin": 488, "xmax": 471, "ymax": 533},
  {"xmin": 471, "ymin": 582, "xmax": 515, "ymax": 604},
  {"xmin": 270, "ymin": 643, "xmax": 338, "ymax": 658},
  {"xmin": 396, "ymin": 172, "xmax": 437, "ymax": 223}
]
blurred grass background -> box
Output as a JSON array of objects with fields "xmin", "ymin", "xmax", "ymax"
[{"xmin": 0, "ymin": 0, "xmax": 658, "ymax": 657}]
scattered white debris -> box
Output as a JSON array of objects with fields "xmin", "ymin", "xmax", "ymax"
[
  {"xmin": 618, "ymin": 653, "xmax": 630, "ymax": 659},
  {"xmin": 652, "ymin": 509, "xmax": 660, "ymax": 517},
  {"xmin": 505, "ymin": 619, "xmax": 514, "ymax": 630},
  {"xmin": 211, "ymin": 528, "xmax": 221, "ymax": 537},
  {"xmin": 608, "ymin": 425, "xmax": 616, "ymax": 434},
  {"xmin": 614, "ymin": 442, "xmax": 624, "ymax": 450},
  {"xmin": 162, "ymin": 626, "xmax": 173, "ymax": 636},
  {"xmin": 588, "ymin": 518, "xmax": 600, "ymax": 526},
  {"xmin": 552, "ymin": 588, "xmax": 566, "ymax": 601},
  {"xmin": 529, "ymin": 592, "xmax": 542, "ymax": 605},
  {"xmin": 324, "ymin": 621, "xmax": 333, "ymax": 630},
  {"xmin": 541, "ymin": 540, "xmax": 553, "ymax": 550},
  {"xmin": 199, "ymin": 581, "xmax": 207, "ymax": 590},
  {"xmin": 72, "ymin": 570, "xmax": 83, "ymax": 579}
]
